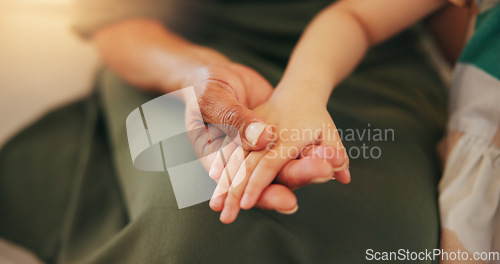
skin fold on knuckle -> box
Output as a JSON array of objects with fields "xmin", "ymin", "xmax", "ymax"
[
  {"xmin": 197, "ymin": 84, "xmax": 246, "ymax": 129},
  {"xmin": 196, "ymin": 71, "xmax": 237, "ymax": 100},
  {"xmin": 216, "ymin": 104, "xmax": 250, "ymax": 135},
  {"xmin": 225, "ymin": 189, "xmax": 241, "ymax": 206}
]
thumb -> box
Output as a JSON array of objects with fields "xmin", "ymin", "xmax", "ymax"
[{"xmin": 196, "ymin": 81, "xmax": 274, "ymax": 151}]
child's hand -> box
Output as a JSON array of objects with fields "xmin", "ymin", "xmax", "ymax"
[{"xmin": 210, "ymin": 92, "xmax": 350, "ymax": 223}]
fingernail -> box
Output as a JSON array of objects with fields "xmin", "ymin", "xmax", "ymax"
[
  {"xmin": 277, "ymin": 205, "xmax": 299, "ymax": 215},
  {"xmin": 245, "ymin": 122, "xmax": 267, "ymax": 146}
]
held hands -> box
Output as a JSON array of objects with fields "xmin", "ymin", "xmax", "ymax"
[
  {"xmin": 184, "ymin": 62, "xmax": 309, "ymax": 213},
  {"xmin": 180, "ymin": 59, "xmax": 350, "ymax": 224},
  {"xmin": 93, "ymin": 19, "xmax": 351, "ymax": 222},
  {"xmin": 204, "ymin": 83, "xmax": 350, "ymax": 224}
]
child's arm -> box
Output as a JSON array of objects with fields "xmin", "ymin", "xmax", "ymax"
[
  {"xmin": 215, "ymin": 0, "xmax": 448, "ymax": 223},
  {"xmin": 275, "ymin": 0, "xmax": 448, "ymax": 104}
]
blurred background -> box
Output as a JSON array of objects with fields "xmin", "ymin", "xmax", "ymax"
[{"xmin": 0, "ymin": 0, "xmax": 98, "ymax": 147}]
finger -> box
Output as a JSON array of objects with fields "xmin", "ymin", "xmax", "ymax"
[
  {"xmin": 334, "ymin": 166, "xmax": 351, "ymax": 184},
  {"xmin": 255, "ymin": 184, "xmax": 298, "ymax": 214},
  {"xmin": 312, "ymin": 128, "xmax": 351, "ymax": 183},
  {"xmin": 240, "ymin": 144, "xmax": 299, "ymax": 210},
  {"xmin": 208, "ymin": 135, "xmax": 239, "ymax": 181},
  {"xmin": 304, "ymin": 144, "xmax": 350, "ymax": 183},
  {"xmin": 209, "ymin": 168, "xmax": 230, "ymax": 212},
  {"xmin": 219, "ymin": 169, "xmax": 245, "ymax": 223},
  {"xmin": 186, "ymin": 123, "xmax": 225, "ymax": 171},
  {"xmin": 196, "ymin": 80, "xmax": 274, "ymax": 150},
  {"xmin": 275, "ymin": 144, "xmax": 346, "ymax": 189},
  {"xmin": 219, "ymin": 150, "xmax": 266, "ymax": 223},
  {"xmin": 209, "ymin": 146, "xmax": 246, "ymax": 212},
  {"xmin": 300, "ymin": 144, "xmax": 346, "ymax": 169},
  {"xmin": 276, "ymin": 157, "xmax": 334, "ymax": 190}
]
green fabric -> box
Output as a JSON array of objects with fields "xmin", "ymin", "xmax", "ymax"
[
  {"xmin": 458, "ymin": 4, "xmax": 500, "ymax": 79},
  {"xmin": 0, "ymin": 0, "xmax": 447, "ymax": 262},
  {"xmin": 0, "ymin": 97, "xmax": 127, "ymax": 263},
  {"xmin": 0, "ymin": 36, "xmax": 446, "ymax": 263}
]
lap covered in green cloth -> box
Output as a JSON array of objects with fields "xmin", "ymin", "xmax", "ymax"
[{"xmin": 0, "ymin": 25, "xmax": 446, "ymax": 263}]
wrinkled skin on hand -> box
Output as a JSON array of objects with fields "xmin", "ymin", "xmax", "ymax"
[{"xmin": 183, "ymin": 62, "xmax": 348, "ymax": 218}]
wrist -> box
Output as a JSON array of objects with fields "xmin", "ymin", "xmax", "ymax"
[{"xmin": 272, "ymin": 79, "xmax": 333, "ymax": 106}]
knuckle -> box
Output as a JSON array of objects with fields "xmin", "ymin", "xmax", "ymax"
[
  {"xmin": 226, "ymin": 189, "xmax": 239, "ymax": 202},
  {"xmin": 218, "ymin": 178, "xmax": 230, "ymax": 191},
  {"xmin": 208, "ymin": 169, "xmax": 220, "ymax": 182},
  {"xmin": 197, "ymin": 78, "xmax": 230, "ymax": 101},
  {"xmin": 257, "ymin": 156, "xmax": 277, "ymax": 172},
  {"xmin": 230, "ymin": 153, "xmax": 245, "ymax": 167},
  {"xmin": 196, "ymin": 80, "xmax": 247, "ymax": 129},
  {"xmin": 243, "ymin": 157, "xmax": 258, "ymax": 171},
  {"xmin": 195, "ymin": 67, "xmax": 235, "ymax": 98},
  {"xmin": 219, "ymin": 104, "xmax": 247, "ymax": 128}
]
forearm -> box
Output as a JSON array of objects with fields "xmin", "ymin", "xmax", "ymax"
[
  {"xmin": 275, "ymin": 0, "xmax": 447, "ymax": 105},
  {"xmin": 276, "ymin": 4, "xmax": 369, "ymax": 105},
  {"xmin": 92, "ymin": 18, "xmax": 230, "ymax": 93}
]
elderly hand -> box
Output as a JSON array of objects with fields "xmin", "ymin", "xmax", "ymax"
[
  {"xmin": 93, "ymin": 18, "xmax": 342, "ymax": 215},
  {"xmin": 183, "ymin": 62, "xmax": 349, "ymax": 217}
]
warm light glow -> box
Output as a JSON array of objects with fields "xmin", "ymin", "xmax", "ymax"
[
  {"xmin": 14, "ymin": 0, "xmax": 71, "ymax": 3},
  {"xmin": 1, "ymin": 0, "xmax": 73, "ymax": 7}
]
